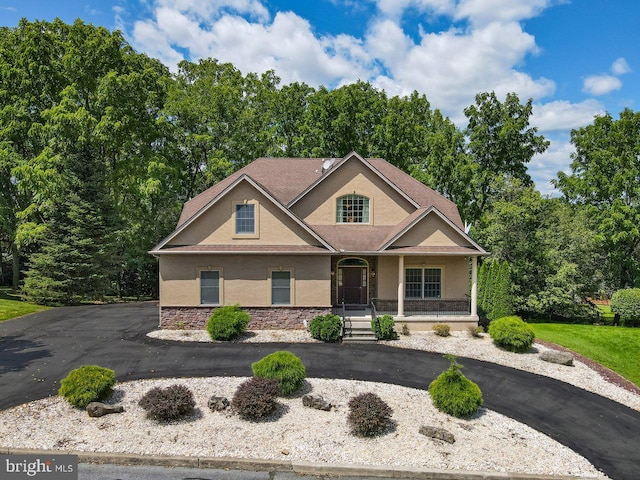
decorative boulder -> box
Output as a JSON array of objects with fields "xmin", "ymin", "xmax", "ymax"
[
  {"xmin": 86, "ymin": 402, "xmax": 124, "ymax": 417},
  {"xmin": 302, "ymin": 393, "xmax": 332, "ymax": 411},
  {"xmin": 208, "ymin": 396, "xmax": 230, "ymax": 411},
  {"xmin": 540, "ymin": 350, "xmax": 574, "ymax": 366},
  {"xmin": 419, "ymin": 425, "xmax": 455, "ymax": 444}
]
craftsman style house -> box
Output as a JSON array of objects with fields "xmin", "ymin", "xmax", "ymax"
[{"xmin": 151, "ymin": 152, "xmax": 487, "ymax": 330}]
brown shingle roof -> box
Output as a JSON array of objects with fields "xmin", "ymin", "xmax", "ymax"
[
  {"xmin": 157, "ymin": 245, "xmax": 329, "ymax": 254},
  {"xmin": 310, "ymin": 225, "xmax": 395, "ymax": 252}
]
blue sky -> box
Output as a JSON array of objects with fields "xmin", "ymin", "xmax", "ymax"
[{"xmin": 1, "ymin": 0, "xmax": 639, "ymax": 194}]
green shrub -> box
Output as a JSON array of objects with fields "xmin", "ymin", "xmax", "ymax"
[
  {"xmin": 347, "ymin": 392, "xmax": 393, "ymax": 437},
  {"xmin": 206, "ymin": 305, "xmax": 250, "ymax": 341},
  {"xmin": 488, "ymin": 315, "xmax": 535, "ymax": 353},
  {"xmin": 372, "ymin": 314, "xmax": 398, "ymax": 340},
  {"xmin": 309, "ymin": 314, "xmax": 342, "ymax": 342},
  {"xmin": 138, "ymin": 384, "xmax": 195, "ymax": 421},
  {"xmin": 611, "ymin": 289, "xmax": 640, "ymax": 327},
  {"xmin": 252, "ymin": 351, "xmax": 306, "ymax": 396},
  {"xmin": 429, "ymin": 355, "xmax": 483, "ymax": 418},
  {"xmin": 432, "ymin": 323, "xmax": 451, "ymax": 337},
  {"xmin": 59, "ymin": 365, "xmax": 116, "ymax": 408},
  {"xmin": 401, "ymin": 322, "xmax": 410, "ymax": 336},
  {"xmin": 231, "ymin": 377, "xmax": 280, "ymax": 420}
]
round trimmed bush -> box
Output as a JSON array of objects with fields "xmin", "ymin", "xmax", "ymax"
[
  {"xmin": 206, "ymin": 305, "xmax": 250, "ymax": 341},
  {"xmin": 231, "ymin": 377, "xmax": 280, "ymax": 420},
  {"xmin": 372, "ymin": 315, "xmax": 398, "ymax": 340},
  {"xmin": 488, "ymin": 315, "xmax": 535, "ymax": 352},
  {"xmin": 309, "ymin": 314, "xmax": 342, "ymax": 342},
  {"xmin": 138, "ymin": 384, "xmax": 196, "ymax": 421},
  {"xmin": 611, "ymin": 288, "xmax": 640, "ymax": 327},
  {"xmin": 251, "ymin": 351, "xmax": 306, "ymax": 396},
  {"xmin": 59, "ymin": 365, "xmax": 116, "ymax": 408},
  {"xmin": 347, "ymin": 392, "xmax": 393, "ymax": 437},
  {"xmin": 432, "ymin": 323, "xmax": 451, "ymax": 337},
  {"xmin": 429, "ymin": 355, "xmax": 483, "ymax": 418}
]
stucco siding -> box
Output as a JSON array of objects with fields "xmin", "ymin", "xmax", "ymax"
[
  {"xmin": 376, "ymin": 256, "xmax": 469, "ymax": 299},
  {"xmin": 293, "ymin": 159, "xmax": 414, "ymax": 225},
  {"xmin": 160, "ymin": 254, "xmax": 331, "ymax": 307},
  {"xmin": 169, "ymin": 180, "xmax": 319, "ymax": 247},
  {"xmin": 391, "ymin": 214, "xmax": 473, "ymax": 248}
]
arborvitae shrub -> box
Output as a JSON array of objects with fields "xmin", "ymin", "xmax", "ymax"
[
  {"xmin": 432, "ymin": 323, "xmax": 451, "ymax": 337},
  {"xmin": 206, "ymin": 305, "xmax": 250, "ymax": 340},
  {"xmin": 309, "ymin": 314, "xmax": 342, "ymax": 342},
  {"xmin": 468, "ymin": 326, "xmax": 484, "ymax": 338},
  {"xmin": 372, "ymin": 314, "xmax": 398, "ymax": 340},
  {"xmin": 59, "ymin": 365, "xmax": 116, "ymax": 408},
  {"xmin": 251, "ymin": 351, "xmax": 306, "ymax": 396},
  {"xmin": 611, "ymin": 288, "xmax": 640, "ymax": 327},
  {"xmin": 488, "ymin": 315, "xmax": 535, "ymax": 352},
  {"xmin": 429, "ymin": 355, "xmax": 483, "ymax": 418},
  {"xmin": 231, "ymin": 377, "xmax": 280, "ymax": 420},
  {"xmin": 347, "ymin": 392, "xmax": 393, "ymax": 437},
  {"xmin": 138, "ymin": 384, "xmax": 196, "ymax": 421}
]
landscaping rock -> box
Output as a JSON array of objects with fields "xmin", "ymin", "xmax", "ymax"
[
  {"xmin": 302, "ymin": 393, "xmax": 332, "ymax": 411},
  {"xmin": 86, "ymin": 402, "xmax": 124, "ymax": 417},
  {"xmin": 208, "ymin": 396, "xmax": 230, "ymax": 411},
  {"xmin": 540, "ymin": 350, "xmax": 574, "ymax": 366},
  {"xmin": 419, "ymin": 425, "xmax": 455, "ymax": 444}
]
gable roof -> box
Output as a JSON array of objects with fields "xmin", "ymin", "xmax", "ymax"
[
  {"xmin": 152, "ymin": 174, "xmax": 334, "ymax": 253},
  {"xmin": 153, "ymin": 152, "xmax": 484, "ymax": 256}
]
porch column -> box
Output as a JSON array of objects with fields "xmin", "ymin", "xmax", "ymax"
[
  {"xmin": 397, "ymin": 255, "xmax": 404, "ymax": 317},
  {"xmin": 471, "ymin": 256, "xmax": 478, "ymax": 317}
]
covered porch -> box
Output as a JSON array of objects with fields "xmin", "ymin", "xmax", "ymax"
[{"xmin": 331, "ymin": 253, "xmax": 479, "ymax": 330}]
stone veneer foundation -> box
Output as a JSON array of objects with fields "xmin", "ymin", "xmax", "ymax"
[{"xmin": 160, "ymin": 306, "xmax": 332, "ymax": 330}]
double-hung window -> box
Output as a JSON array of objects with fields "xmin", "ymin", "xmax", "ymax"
[
  {"xmin": 336, "ymin": 195, "xmax": 369, "ymax": 223},
  {"xmin": 405, "ymin": 267, "xmax": 442, "ymax": 298},
  {"xmin": 235, "ymin": 203, "xmax": 255, "ymax": 234},
  {"xmin": 271, "ymin": 271, "xmax": 291, "ymax": 305},
  {"xmin": 200, "ymin": 270, "xmax": 220, "ymax": 304}
]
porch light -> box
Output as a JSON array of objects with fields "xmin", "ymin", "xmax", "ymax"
[{"xmin": 370, "ymin": 269, "xmax": 376, "ymax": 278}]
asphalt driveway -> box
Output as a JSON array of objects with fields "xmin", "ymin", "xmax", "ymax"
[{"xmin": 1, "ymin": 302, "xmax": 639, "ymax": 480}]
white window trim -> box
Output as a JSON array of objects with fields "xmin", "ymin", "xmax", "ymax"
[
  {"xmin": 404, "ymin": 265, "xmax": 445, "ymax": 299},
  {"xmin": 268, "ymin": 268, "xmax": 294, "ymax": 306},
  {"xmin": 233, "ymin": 200, "xmax": 260, "ymax": 238},
  {"xmin": 199, "ymin": 268, "xmax": 223, "ymax": 305},
  {"xmin": 335, "ymin": 194, "xmax": 371, "ymax": 224}
]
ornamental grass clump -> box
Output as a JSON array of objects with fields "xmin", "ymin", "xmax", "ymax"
[
  {"xmin": 432, "ymin": 323, "xmax": 451, "ymax": 337},
  {"xmin": 429, "ymin": 355, "xmax": 483, "ymax": 418},
  {"xmin": 309, "ymin": 314, "xmax": 342, "ymax": 342},
  {"xmin": 488, "ymin": 315, "xmax": 535, "ymax": 352},
  {"xmin": 138, "ymin": 384, "xmax": 196, "ymax": 421},
  {"xmin": 231, "ymin": 377, "xmax": 280, "ymax": 420},
  {"xmin": 59, "ymin": 365, "xmax": 116, "ymax": 408},
  {"xmin": 251, "ymin": 351, "xmax": 306, "ymax": 396},
  {"xmin": 347, "ymin": 392, "xmax": 393, "ymax": 437},
  {"xmin": 206, "ymin": 305, "xmax": 250, "ymax": 341}
]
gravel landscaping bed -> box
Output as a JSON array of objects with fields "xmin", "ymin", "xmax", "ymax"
[{"xmin": 0, "ymin": 377, "xmax": 608, "ymax": 478}]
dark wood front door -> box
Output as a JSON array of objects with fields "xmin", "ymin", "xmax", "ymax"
[{"xmin": 338, "ymin": 267, "xmax": 367, "ymax": 304}]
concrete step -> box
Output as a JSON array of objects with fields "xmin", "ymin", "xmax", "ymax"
[
  {"xmin": 348, "ymin": 320, "xmax": 374, "ymax": 329},
  {"xmin": 343, "ymin": 324, "xmax": 377, "ymax": 343}
]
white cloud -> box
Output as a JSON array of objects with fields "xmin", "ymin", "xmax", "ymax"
[
  {"xmin": 532, "ymin": 99, "xmax": 604, "ymax": 132},
  {"xmin": 529, "ymin": 137, "xmax": 575, "ymax": 196},
  {"xmin": 611, "ymin": 57, "xmax": 631, "ymax": 75},
  {"xmin": 582, "ymin": 74, "xmax": 622, "ymax": 96},
  {"xmin": 454, "ymin": 0, "xmax": 555, "ymax": 26}
]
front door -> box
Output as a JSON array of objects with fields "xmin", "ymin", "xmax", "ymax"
[{"xmin": 338, "ymin": 267, "xmax": 367, "ymax": 304}]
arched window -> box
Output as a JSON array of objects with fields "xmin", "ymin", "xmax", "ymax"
[{"xmin": 336, "ymin": 194, "xmax": 369, "ymax": 223}]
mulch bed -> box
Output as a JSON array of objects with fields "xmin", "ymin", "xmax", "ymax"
[{"xmin": 536, "ymin": 339, "xmax": 640, "ymax": 396}]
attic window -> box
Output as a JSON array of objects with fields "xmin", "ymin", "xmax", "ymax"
[
  {"xmin": 336, "ymin": 195, "xmax": 369, "ymax": 224},
  {"xmin": 235, "ymin": 203, "xmax": 255, "ymax": 234}
]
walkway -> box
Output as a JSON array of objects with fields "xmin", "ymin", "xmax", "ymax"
[{"xmin": 0, "ymin": 302, "xmax": 639, "ymax": 479}]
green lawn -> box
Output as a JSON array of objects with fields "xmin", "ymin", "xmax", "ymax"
[
  {"xmin": 0, "ymin": 287, "xmax": 50, "ymax": 322},
  {"xmin": 530, "ymin": 323, "xmax": 640, "ymax": 387}
]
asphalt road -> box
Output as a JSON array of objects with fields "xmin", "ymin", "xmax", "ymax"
[{"xmin": 1, "ymin": 302, "xmax": 639, "ymax": 480}]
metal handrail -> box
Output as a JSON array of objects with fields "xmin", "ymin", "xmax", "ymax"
[
  {"xmin": 340, "ymin": 302, "xmax": 351, "ymax": 338},
  {"xmin": 370, "ymin": 300, "xmax": 379, "ymax": 338}
]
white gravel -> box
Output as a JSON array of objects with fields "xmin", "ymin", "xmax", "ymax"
[{"xmin": 2, "ymin": 328, "xmax": 636, "ymax": 478}]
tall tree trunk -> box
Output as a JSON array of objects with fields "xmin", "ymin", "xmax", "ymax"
[{"xmin": 11, "ymin": 242, "xmax": 19, "ymax": 289}]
